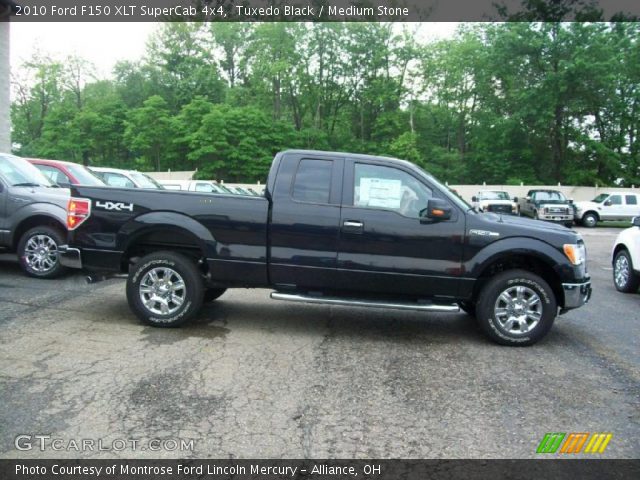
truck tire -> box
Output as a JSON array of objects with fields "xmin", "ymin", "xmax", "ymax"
[
  {"xmin": 17, "ymin": 225, "xmax": 67, "ymax": 279},
  {"xmin": 582, "ymin": 212, "xmax": 598, "ymax": 228},
  {"xmin": 126, "ymin": 251, "xmax": 204, "ymax": 327},
  {"xmin": 204, "ymin": 288, "xmax": 227, "ymax": 302},
  {"xmin": 613, "ymin": 249, "xmax": 640, "ymax": 293},
  {"xmin": 476, "ymin": 269, "xmax": 557, "ymax": 346}
]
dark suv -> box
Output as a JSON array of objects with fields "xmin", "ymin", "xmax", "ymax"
[{"xmin": 0, "ymin": 153, "xmax": 69, "ymax": 278}]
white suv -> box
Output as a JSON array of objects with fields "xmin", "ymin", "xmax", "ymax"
[
  {"xmin": 575, "ymin": 192, "xmax": 640, "ymax": 227},
  {"xmin": 612, "ymin": 216, "xmax": 640, "ymax": 293}
]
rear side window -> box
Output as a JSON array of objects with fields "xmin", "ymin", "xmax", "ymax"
[
  {"xmin": 625, "ymin": 195, "xmax": 638, "ymax": 205},
  {"xmin": 292, "ymin": 159, "xmax": 332, "ymax": 204},
  {"xmin": 36, "ymin": 165, "xmax": 71, "ymax": 185}
]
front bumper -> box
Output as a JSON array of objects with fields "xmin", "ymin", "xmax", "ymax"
[
  {"xmin": 561, "ymin": 279, "xmax": 592, "ymax": 311},
  {"xmin": 59, "ymin": 245, "xmax": 82, "ymax": 269}
]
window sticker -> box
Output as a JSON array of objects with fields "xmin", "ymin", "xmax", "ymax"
[{"xmin": 359, "ymin": 177, "xmax": 402, "ymax": 209}]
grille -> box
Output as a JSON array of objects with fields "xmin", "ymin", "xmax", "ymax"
[
  {"xmin": 547, "ymin": 207, "xmax": 569, "ymax": 214},
  {"xmin": 487, "ymin": 204, "xmax": 512, "ymax": 213}
]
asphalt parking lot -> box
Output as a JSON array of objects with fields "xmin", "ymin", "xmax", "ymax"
[{"xmin": 0, "ymin": 227, "xmax": 638, "ymax": 459}]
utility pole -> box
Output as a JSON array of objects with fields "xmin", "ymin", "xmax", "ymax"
[{"xmin": 0, "ymin": 1, "xmax": 17, "ymax": 153}]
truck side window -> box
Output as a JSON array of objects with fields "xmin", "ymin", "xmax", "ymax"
[
  {"xmin": 609, "ymin": 195, "xmax": 622, "ymax": 205},
  {"xmin": 353, "ymin": 164, "xmax": 432, "ymax": 218},
  {"xmin": 625, "ymin": 195, "xmax": 637, "ymax": 205},
  {"xmin": 292, "ymin": 159, "xmax": 332, "ymax": 204},
  {"xmin": 195, "ymin": 183, "xmax": 215, "ymax": 193},
  {"xmin": 104, "ymin": 173, "xmax": 135, "ymax": 189}
]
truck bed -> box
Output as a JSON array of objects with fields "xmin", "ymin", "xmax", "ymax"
[{"xmin": 69, "ymin": 186, "xmax": 270, "ymax": 286}]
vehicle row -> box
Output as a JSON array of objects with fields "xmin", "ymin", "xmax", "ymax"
[{"xmin": 472, "ymin": 189, "xmax": 640, "ymax": 228}]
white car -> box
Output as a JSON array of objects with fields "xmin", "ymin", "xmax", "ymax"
[
  {"xmin": 612, "ymin": 216, "xmax": 640, "ymax": 293},
  {"xmin": 89, "ymin": 167, "xmax": 164, "ymax": 190},
  {"xmin": 575, "ymin": 192, "xmax": 640, "ymax": 227},
  {"xmin": 158, "ymin": 180, "xmax": 233, "ymax": 194},
  {"xmin": 471, "ymin": 190, "xmax": 517, "ymax": 215}
]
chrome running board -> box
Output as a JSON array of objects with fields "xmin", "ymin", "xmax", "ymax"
[{"xmin": 270, "ymin": 292, "xmax": 459, "ymax": 313}]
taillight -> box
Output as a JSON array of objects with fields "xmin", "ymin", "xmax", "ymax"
[{"xmin": 67, "ymin": 197, "xmax": 91, "ymax": 230}]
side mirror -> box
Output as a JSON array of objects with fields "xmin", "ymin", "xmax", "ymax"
[
  {"xmin": 633, "ymin": 216, "xmax": 640, "ymax": 227},
  {"xmin": 421, "ymin": 198, "xmax": 452, "ymax": 221},
  {"xmin": 604, "ymin": 200, "xmax": 612, "ymax": 206},
  {"xmin": 526, "ymin": 196, "xmax": 531, "ymax": 202},
  {"xmin": 568, "ymin": 199, "xmax": 573, "ymax": 204},
  {"xmin": 471, "ymin": 196, "xmax": 478, "ymax": 203},
  {"xmin": 513, "ymin": 197, "xmax": 518, "ymax": 202}
]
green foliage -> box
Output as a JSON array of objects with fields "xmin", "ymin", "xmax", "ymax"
[{"xmin": 9, "ymin": 22, "xmax": 640, "ymax": 186}]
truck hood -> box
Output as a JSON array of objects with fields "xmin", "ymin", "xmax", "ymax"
[
  {"xmin": 473, "ymin": 211, "xmax": 578, "ymax": 241},
  {"xmin": 533, "ymin": 199, "xmax": 571, "ymax": 205},
  {"xmin": 479, "ymin": 199, "xmax": 514, "ymax": 205},
  {"xmin": 8, "ymin": 185, "xmax": 70, "ymax": 208},
  {"xmin": 574, "ymin": 201, "xmax": 598, "ymax": 210}
]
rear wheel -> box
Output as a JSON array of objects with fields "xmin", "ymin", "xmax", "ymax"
[
  {"xmin": 17, "ymin": 225, "xmax": 67, "ymax": 279},
  {"xmin": 126, "ymin": 251, "xmax": 204, "ymax": 327},
  {"xmin": 476, "ymin": 270, "xmax": 557, "ymax": 346},
  {"xmin": 582, "ymin": 212, "xmax": 598, "ymax": 228},
  {"xmin": 613, "ymin": 249, "xmax": 640, "ymax": 293}
]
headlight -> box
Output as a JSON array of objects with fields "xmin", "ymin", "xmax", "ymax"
[{"xmin": 563, "ymin": 243, "xmax": 586, "ymax": 266}]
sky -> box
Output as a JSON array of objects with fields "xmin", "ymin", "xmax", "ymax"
[{"xmin": 10, "ymin": 22, "xmax": 460, "ymax": 79}]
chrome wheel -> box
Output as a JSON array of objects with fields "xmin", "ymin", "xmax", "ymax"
[
  {"xmin": 582, "ymin": 214, "xmax": 597, "ymax": 228},
  {"xmin": 24, "ymin": 234, "xmax": 59, "ymax": 273},
  {"xmin": 614, "ymin": 255, "xmax": 630, "ymax": 288},
  {"xmin": 138, "ymin": 267, "xmax": 186, "ymax": 316},
  {"xmin": 493, "ymin": 285, "xmax": 542, "ymax": 335}
]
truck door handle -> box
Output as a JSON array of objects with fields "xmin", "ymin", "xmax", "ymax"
[{"xmin": 342, "ymin": 220, "xmax": 364, "ymax": 233}]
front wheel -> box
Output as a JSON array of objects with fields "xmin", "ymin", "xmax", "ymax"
[
  {"xmin": 476, "ymin": 270, "xmax": 557, "ymax": 346},
  {"xmin": 582, "ymin": 213, "xmax": 598, "ymax": 228},
  {"xmin": 613, "ymin": 249, "xmax": 640, "ymax": 293},
  {"xmin": 17, "ymin": 225, "xmax": 67, "ymax": 279},
  {"xmin": 126, "ymin": 251, "xmax": 204, "ymax": 327}
]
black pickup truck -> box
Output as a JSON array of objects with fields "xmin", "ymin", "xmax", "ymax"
[{"xmin": 60, "ymin": 150, "xmax": 591, "ymax": 346}]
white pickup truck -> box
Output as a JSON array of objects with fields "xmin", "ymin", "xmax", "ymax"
[{"xmin": 574, "ymin": 192, "xmax": 640, "ymax": 227}]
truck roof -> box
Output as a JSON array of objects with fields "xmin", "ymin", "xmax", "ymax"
[{"xmin": 279, "ymin": 149, "xmax": 418, "ymax": 170}]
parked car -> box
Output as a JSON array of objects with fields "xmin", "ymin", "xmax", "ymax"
[
  {"xmin": 158, "ymin": 180, "xmax": 231, "ymax": 194},
  {"xmin": 60, "ymin": 150, "xmax": 591, "ymax": 346},
  {"xmin": 0, "ymin": 153, "xmax": 69, "ymax": 278},
  {"xmin": 611, "ymin": 216, "xmax": 640, "ymax": 293},
  {"xmin": 574, "ymin": 192, "xmax": 640, "ymax": 228},
  {"xmin": 516, "ymin": 189, "xmax": 574, "ymax": 227},
  {"xmin": 472, "ymin": 190, "xmax": 517, "ymax": 214},
  {"xmin": 89, "ymin": 167, "xmax": 165, "ymax": 190},
  {"xmin": 27, "ymin": 158, "xmax": 105, "ymax": 187}
]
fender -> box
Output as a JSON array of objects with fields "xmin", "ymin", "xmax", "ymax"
[
  {"xmin": 8, "ymin": 202, "xmax": 67, "ymax": 247},
  {"xmin": 466, "ymin": 236, "xmax": 574, "ymax": 281},
  {"xmin": 118, "ymin": 211, "xmax": 217, "ymax": 259}
]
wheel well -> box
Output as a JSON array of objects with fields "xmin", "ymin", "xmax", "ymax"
[
  {"xmin": 613, "ymin": 244, "xmax": 628, "ymax": 260},
  {"xmin": 122, "ymin": 228, "xmax": 206, "ymax": 273},
  {"xmin": 473, "ymin": 254, "xmax": 564, "ymax": 307},
  {"xmin": 582, "ymin": 210, "xmax": 599, "ymax": 220},
  {"xmin": 12, "ymin": 215, "xmax": 66, "ymax": 251}
]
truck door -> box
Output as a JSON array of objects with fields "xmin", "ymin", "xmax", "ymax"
[
  {"xmin": 602, "ymin": 194, "xmax": 624, "ymax": 220},
  {"xmin": 624, "ymin": 194, "xmax": 639, "ymax": 220},
  {"xmin": 269, "ymin": 153, "xmax": 344, "ymax": 290},
  {"xmin": 336, "ymin": 159, "xmax": 465, "ymax": 298}
]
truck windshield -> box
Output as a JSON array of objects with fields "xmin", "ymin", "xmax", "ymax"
[
  {"xmin": 535, "ymin": 191, "xmax": 566, "ymax": 201},
  {"xmin": 480, "ymin": 191, "xmax": 510, "ymax": 200},
  {"xmin": 412, "ymin": 165, "xmax": 472, "ymax": 210},
  {"xmin": 0, "ymin": 154, "xmax": 54, "ymax": 187},
  {"xmin": 130, "ymin": 172, "xmax": 164, "ymax": 189},
  {"xmin": 66, "ymin": 164, "xmax": 105, "ymax": 186},
  {"xmin": 591, "ymin": 193, "xmax": 609, "ymax": 203}
]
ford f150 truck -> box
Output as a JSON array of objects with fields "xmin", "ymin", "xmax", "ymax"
[
  {"xmin": 516, "ymin": 189, "xmax": 574, "ymax": 227},
  {"xmin": 60, "ymin": 150, "xmax": 592, "ymax": 346}
]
